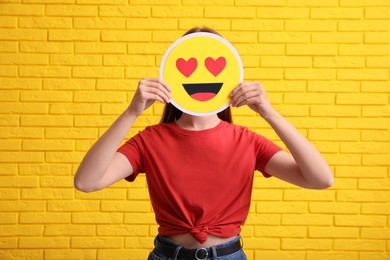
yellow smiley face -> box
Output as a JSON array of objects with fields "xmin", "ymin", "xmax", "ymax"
[{"xmin": 160, "ymin": 32, "xmax": 243, "ymax": 116}]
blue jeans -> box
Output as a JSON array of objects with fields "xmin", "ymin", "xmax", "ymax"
[{"xmin": 147, "ymin": 235, "xmax": 247, "ymax": 260}]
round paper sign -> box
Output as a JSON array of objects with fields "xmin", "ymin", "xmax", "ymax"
[{"xmin": 160, "ymin": 32, "xmax": 244, "ymax": 116}]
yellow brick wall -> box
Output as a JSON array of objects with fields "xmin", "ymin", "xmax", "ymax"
[{"xmin": 0, "ymin": 0, "xmax": 389, "ymax": 259}]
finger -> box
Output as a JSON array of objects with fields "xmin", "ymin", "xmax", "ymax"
[
  {"xmin": 143, "ymin": 78, "xmax": 172, "ymax": 92},
  {"xmin": 231, "ymin": 85, "xmax": 260, "ymax": 106},
  {"xmin": 229, "ymin": 82, "xmax": 243, "ymax": 97},
  {"xmin": 144, "ymin": 82, "xmax": 172, "ymax": 103},
  {"xmin": 232, "ymin": 89, "xmax": 260, "ymax": 107}
]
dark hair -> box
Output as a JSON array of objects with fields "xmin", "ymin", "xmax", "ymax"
[{"xmin": 160, "ymin": 27, "xmax": 233, "ymax": 124}]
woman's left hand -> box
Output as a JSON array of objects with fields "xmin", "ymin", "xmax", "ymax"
[{"xmin": 230, "ymin": 82, "xmax": 276, "ymax": 119}]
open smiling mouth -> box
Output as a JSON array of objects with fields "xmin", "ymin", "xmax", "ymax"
[{"xmin": 182, "ymin": 83, "xmax": 223, "ymax": 101}]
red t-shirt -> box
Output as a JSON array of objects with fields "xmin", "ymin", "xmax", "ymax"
[{"xmin": 117, "ymin": 120, "xmax": 282, "ymax": 244}]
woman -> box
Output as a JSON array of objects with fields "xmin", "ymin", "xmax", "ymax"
[{"xmin": 74, "ymin": 27, "xmax": 333, "ymax": 260}]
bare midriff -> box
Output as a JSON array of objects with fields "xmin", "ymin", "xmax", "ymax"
[{"xmin": 166, "ymin": 233, "xmax": 237, "ymax": 249}]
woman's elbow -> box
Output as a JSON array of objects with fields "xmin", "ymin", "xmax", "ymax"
[{"xmin": 74, "ymin": 176, "xmax": 99, "ymax": 193}]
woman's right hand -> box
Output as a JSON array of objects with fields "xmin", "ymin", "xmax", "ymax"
[{"xmin": 127, "ymin": 78, "xmax": 172, "ymax": 117}]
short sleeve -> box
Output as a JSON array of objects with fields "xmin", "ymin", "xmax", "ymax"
[
  {"xmin": 117, "ymin": 134, "xmax": 144, "ymax": 182},
  {"xmin": 254, "ymin": 135, "xmax": 283, "ymax": 178}
]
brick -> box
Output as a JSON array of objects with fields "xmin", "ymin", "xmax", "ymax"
[
  {"xmin": 336, "ymin": 93, "xmax": 388, "ymax": 105},
  {"xmin": 19, "ymin": 237, "xmax": 69, "ymax": 249},
  {"xmin": 179, "ymin": 19, "xmax": 231, "ymax": 31},
  {"xmin": 1, "ymin": 78, "xmax": 42, "ymax": 90},
  {"xmin": 74, "ymin": 18, "xmax": 125, "ymax": 29},
  {"xmin": 21, "ymin": 188, "xmax": 73, "ymax": 200},
  {"xmin": 260, "ymin": 32, "xmax": 309, "ymax": 44},
  {"xmin": 284, "ymin": 190, "xmax": 335, "ymax": 201},
  {"xmin": 324, "ymin": 154, "xmax": 361, "ymax": 166},
  {"xmin": 99, "ymin": 6, "xmax": 150, "ymax": 17},
  {"xmin": 99, "ymin": 249, "xmax": 150, "ymax": 260},
  {"xmin": 261, "ymin": 56, "xmax": 311, "ymax": 67},
  {"xmin": 256, "ymin": 201, "xmax": 307, "ymax": 213},
  {"xmin": 257, "ymin": 7, "xmax": 309, "ymax": 18},
  {"xmin": 231, "ymin": 20, "xmax": 284, "ymax": 31},
  {"xmin": 97, "ymin": 225, "xmax": 149, "ymax": 236},
  {"xmin": 307, "ymin": 252, "xmax": 357, "ymax": 260},
  {"xmin": 363, "ymin": 154, "xmax": 390, "ymax": 166},
  {"xmin": 312, "ymin": 32, "xmax": 362, "ymax": 43},
  {"xmin": 183, "ymin": 0, "xmax": 233, "ymax": 5},
  {"xmin": 287, "ymin": 0, "xmax": 338, "ymax": 6},
  {"xmin": 0, "ymin": 127, "xmax": 44, "ymax": 139},
  {"xmin": 337, "ymin": 191, "xmax": 388, "ymax": 202},
  {"xmin": 285, "ymin": 68, "xmax": 336, "ymax": 80},
  {"xmin": 104, "ymin": 29, "xmax": 151, "ymax": 42},
  {"xmin": 309, "ymin": 129, "xmax": 359, "ymax": 141},
  {"xmin": 309, "ymin": 226, "xmax": 359, "ymax": 238},
  {"xmin": 362, "ymin": 203, "xmax": 390, "ymax": 215},
  {"xmin": 0, "ymin": 176, "xmax": 38, "ymax": 188},
  {"xmin": 0, "ymin": 152, "xmax": 43, "ymax": 163},
  {"xmin": 127, "ymin": 42, "xmax": 170, "ymax": 55},
  {"xmin": 334, "ymin": 239, "xmax": 385, "ymax": 251},
  {"xmin": 0, "ymin": 66, "xmax": 17, "ymax": 77},
  {"xmin": 314, "ymin": 57, "xmax": 364, "ymax": 68},
  {"xmin": 240, "ymin": 237, "xmax": 280, "ymax": 250},
  {"xmin": 0, "ymin": 200, "xmax": 44, "ymax": 212},
  {"xmin": 45, "ymin": 128, "xmax": 97, "ymax": 139},
  {"xmin": 340, "ymin": 44, "xmax": 390, "ymax": 56},
  {"xmin": 19, "ymin": 17, "xmax": 72, "ymax": 29},
  {"xmin": 71, "ymin": 237, "xmax": 122, "ymax": 249},
  {"xmin": 44, "ymin": 78, "xmax": 95, "ymax": 90},
  {"xmin": 284, "ymin": 93, "xmax": 334, "ymax": 104},
  {"xmin": 20, "ymin": 212, "xmax": 71, "ymax": 224},
  {"xmin": 340, "ymin": 0, "xmax": 390, "ymax": 6},
  {"xmin": 341, "ymin": 142, "xmax": 390, "ymax": 154},
  {"xmin": 0, "ymin": 17, "xmax": 16, "ymax": 28},
  {"xmin": 50, "ymin": 54, "xmax": 102, "ymax": 66},
  {"xmin": 311, "ymin": 8, "xmax": 363, "ymax": 19},
  {"xmin": 101, "ymin": 201, "xmax": 150, "ymax": 212},
  {"xmin": 126, "ymin": 18, "xmax": 177, "ymax": 30},
  {"xmin": 152, "ymin": 6, "xmax": 203, "ymax": 17},
  {"xmin": 0, "ymin": 4, "xmax": 44, "ymax": 16},
  {"xmin": 0, "ymin": 115, "xmax": 19, "ymax": 126},
  {"xmin": 0, "ymin": 91, "xmax": 18, "ymax": 102},
  {"xmin": 0, "ymin": 238, "xmax": 17, "ymax": 249},
  {"xmin": 21, "ymin": 115, "xmax": 73, "ymax": 127},
  {"xmin": 365, "ymin": 7, "xmax": 390, "ymax": 18},
  {"xmin": 235, "ymin": 43, "xmax": 285, "ymax": 56},
  {"xmin": 40, "ymin": 176, "xmax": 73, "ymax": 188},
  {"xmin": 124, "ymin": 213, "xmax": 157, "ymax": 224},
  {"xmin": 365, "ymin": 32, "xmax": 390, "ymax": 43},
  {"xmin": 338, "ymin": 118, "xmax": 388, "ymax": 130},
  {"xmin": 73, "ymin": 67, "xmax": 124, "ymax": 79},
  {"xmin": 310, "ymin": 105, "xmax": 360, "ymax": 117},
  {"xmin": 44, "ymin": 249, "xmax": 96, "ymax": 260},
  {"xmin": 287, "ymin": 44, "xmax": 337, "ymax": 56},
  {"xmin": 0, "ymin": 164, "xmax": 17, "ymax": 175},
  {"xmin": 336, "ymin": 215, "xmax": 387, "ymax": 227},
  {"xmin": 126, "ymin": 66, "xmax": 159, "ymax": 78},
  {"xmin": 255, "ymin": 226, "xmax": 306, "ymax": 238},
  {"xmin": 0, "ymin": 213, "xmax": 18, "ymax": 224},
  {"xmin": 44, "ymin": 225, "xmax": 95, "ymax": 236},
  {"xmin": 0, "ymin": 225, "xmax": 43, "ymax": 237},
  {"xmin": 361, "ymin": 81, "xmax": 390, "ymax": 93},
  {"xmin": 0, "ymin": 54, "xmax": 48, "ymax": 65},
  {"xmin": 20, "ymin": 42, "xmax": 73, "ymax": 54},
  {"xmin": 244, "ymin": 68, "xmax": 284, "ymax": 80},
  {"xmin": 0, "ymin": 189, "xmax": 19, "ymax": 200},
  {"xmin": 46, "ymin": 151, "xmax": 84, "ymax": 163},
  {"xmin": 19, "ymin": 66, "xmax": 71, "ymax": 78},
  {"xmin": 367, "ymin": 57, "xmax": 390, "ymax": 68},
  {"xmin": 127, "ymin": 189, "xmax": 150, "ymax": 200},
  {"xmin": 125, "ymin": 237, "xmax": 155, "ymax": 249},
  {"xmin": 310, "ymin": 202, "xmax": 359, "ymax": 214},
  {"xmin": 285, "ymin": 20, "xmax": 336, "ymax": 31},
  {"xmin": 47, "ymin": 200, "xmax": 99, "ymax": 212},
  {"xmin": 72, "ymin": 212, "xmax": 123, "ymax": 224},
  {"xmin": 46, "ymin": 5, "xmax": 97, "ymax": 16},
  {"xmin": 75, "ymin": 43, "xmax": 126, "ymax": 54},
  {"xmin": 74, "ymin": 91, "xmax": 126, "ymax": 103},
  {"xmin": 22, "ymin": 140, "xmax": 73, "ymax": 151},
  {"xmin": 282, "ymin": 238, "xmax": 332, "ymax": 250},
  {"xmin": 339, "ymin": 20, "xmax": 390, "ymax": 31},
  {"xmin": 336, "ymin": 166, "xmax": 387, "ymax": 178},
  {"xmin": 50, "ymin": 103, "xmax": 99, "ymax": 115},
  {"xmin": 49, "ymin": 29, "xmax": 100, "ymax": 42},
  {"xmin": 282, "ymin": 214, "xmax": 333, "ymax": 226},
  {"xmin": 104, "ymin": 55, "xmax": 154, "ymax": 67},
  {"xmin": 361, "ymin": 228, "xmax": 390, "ymax": 239},
  {"xmin": 205, "ymin": 6, "xmax": 255, "ymax": 18},
  {"xmin": 0, "ymin": 250, "xmax": 43, "ymax": 260},
  {"xmin": 0, "ymin": 42, "xmax": 18, "ymax": 53}
]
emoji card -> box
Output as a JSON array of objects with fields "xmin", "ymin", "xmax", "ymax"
[{"xmin": 160, "ymin": 32, "xmax": 244, "ymax": 116}]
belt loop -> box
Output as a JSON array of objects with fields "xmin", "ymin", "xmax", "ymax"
[
  {"xmin": 172, "ymin": 245, "xmax": 183, "ymax": 260},
  {"xmin": 211, "ymin": 246, "xmax": 218, "ymax": 260}
]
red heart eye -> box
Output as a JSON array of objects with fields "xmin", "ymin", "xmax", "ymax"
[
  {"xmin": 176, "ymin": 58, "xmax": 197, "ymax": 78},
  {"xmin": 205, "ymin": 57, "xmax": 226, "ymax": 77}
]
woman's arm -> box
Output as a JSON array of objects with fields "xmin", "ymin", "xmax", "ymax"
[
  {"xmin": 230, "ymin": 82, "xmax": 333, "ymax": 190},
  {"xmin": 74, "ymin": 78, "xmax": 171, "ymax": 192}
]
